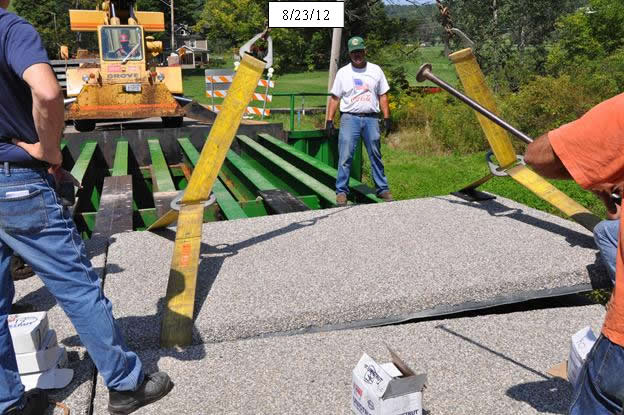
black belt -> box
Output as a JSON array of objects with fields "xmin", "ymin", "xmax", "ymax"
[
  {"xmin": 341, "ymin": 112, "xmax": 379, "ymax": 118},
  {"xmin": 0, "ymin": 160, "xmax": 49, "ymax": 169}
]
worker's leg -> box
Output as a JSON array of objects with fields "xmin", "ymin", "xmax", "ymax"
[
  {"xmin": 569, "ymin": 335, "xmax": 624, "ymax": 415},
  {"xmin": 0, "ymin": 240, "xmax": 23, "ymax": 413},
  {"xmin": 0, "ymin": 168, "xmax": 143, "ymax": 392},
  {"xmin": 336, "ymin": 114, "xmax": 361, "ymax": 195},
  {"xmin": 593, "ymin": 219, "xmax": 619, "ymax": 284},
  {"xmin": 360, "ymin": 117, "xmax": 389, "ymax": 195}
]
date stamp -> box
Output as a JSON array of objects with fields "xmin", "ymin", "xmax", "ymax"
[{"xmin": 268, "ymin": 2, "xmax": 344, "ymax": 28}]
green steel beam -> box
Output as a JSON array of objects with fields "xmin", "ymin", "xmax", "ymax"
[
  {"xmin": 177, "ymin": 138, "xmax": 248, "ymax": 220},
  {"xmin": 80, "ymin": 212, "xmax": 97, "ymax": 234},
  {"xmin": 147, "ymin": 138, "xmax": 176, "ymax": 192},
  {"xmin": 70, "ymin": 141, "xmax": 101, "ymax": 212},
  {"xmin": 71, "ymin": 141, "xmax": 97, "ymax": 184},
  {"xmin": 226, "ymin": 150, "xmax": 276, "ymax": 191},
  {"xmin": 258, "ymin": 133, "xmax": 380, "ymax": 204},
  {"xmin": 236, "ymin": 135, "xmax": 337, "ymax": 207},
  {"xmin": 239, "ymin": 200, "xmax": 269, "ymax": 217},
  {"xmin": 112, "ymin": 140, "xmax": 128, "ymax": 176}
]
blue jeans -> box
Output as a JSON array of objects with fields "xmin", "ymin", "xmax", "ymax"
[
  {"xmin": 0, "ymin": 167, "xmax": 142, "ymax": 413},
  {"xmin": 336, "ymin": 113, "xmax": 389, "ymax": 196},
  {"xmin": 569, "ymin": 335, "xmax": 624, "ymax": 414},
  {"xmin": 594, "ymin": 219, "xmax": 619, "ymax": 284}
]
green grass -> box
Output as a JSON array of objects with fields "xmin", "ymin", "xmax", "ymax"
[
  {"xmin": 403, "ymin": 46, "xmax": 459, "ymax": 87},
  {"xmin": 361, "ymin": 145, "xmax": 608, "ymax": 219}
]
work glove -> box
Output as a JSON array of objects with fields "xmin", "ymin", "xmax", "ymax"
[
  {"xmin": 325, "ymin": 120, "xmax": 335, "ymax": 138},
  {"xmin": 382, "ymin": 118, "xmax": 392, "ymax": 137}
]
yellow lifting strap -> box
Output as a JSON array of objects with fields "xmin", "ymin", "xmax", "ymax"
[
  {"xmin": 448, "ymin": 49, "xmax": 517, "ymax": 169},
  {"xmin": 157, "ymin": 54, "xmax": 266, "ymax": 348},
  {"xmin": 449, "ymin": 48, "xmax": 599, "ymax": 232},
  {"xmin": 506, "ymin": 165, "xmax": 601, "ymax": 231}
]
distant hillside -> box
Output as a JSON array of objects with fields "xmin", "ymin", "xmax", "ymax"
[{"xmin": 385, "ymin": 3, "xmax": 438, "ymax": 20}]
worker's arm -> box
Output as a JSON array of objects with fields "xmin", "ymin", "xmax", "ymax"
[
  {"xmin": 379, "ymin": 93, "xmax": 390, "ymax": 119},
  {"xmin": 13, "ymin": 63, "xmax": 63, "ymax": 166},
  {"xmin": 524, "ymin": 133, "xmax": 572, "ymax": 180},
  {"xmin": 326, "ymin": 95, "xmax": 340, "ymax": 122}
]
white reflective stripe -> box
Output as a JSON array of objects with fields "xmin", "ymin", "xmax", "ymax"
[
  {"xmin": 210, "ymin": 106, "xmax": 269, "ymax": 116},
  {"xmin": 205, "ymin": 90, "xmax": 228, "ymax": 98},
  {"xmin": 258, "ymin": 79, "xmax": 274, "ymax": 88},
  {"xmin": 205, "ymin": 75, "xmax": 234, "ymax": 83}
]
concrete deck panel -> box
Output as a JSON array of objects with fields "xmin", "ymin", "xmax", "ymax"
[
  {"xmin": 92, "ymin": 305, "xmax": 606, "ymax": 414},
  {"xmin": 103, "ymin": 196, "xmax": 608, "ymax": 349}
]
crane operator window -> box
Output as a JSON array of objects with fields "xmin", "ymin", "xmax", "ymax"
[{"xmin": 101, "ymin": 27, "xmax": 143, "ymax": 61}]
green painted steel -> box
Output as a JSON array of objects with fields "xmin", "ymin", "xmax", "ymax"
[
  {"xmin": 177, "ymin": 138, "xmax": 248, "ymax": 220},
  {"xmin": 288, "ymin": 129, "xmax": 363, "ymax": 181},
  {"xmin": 80, "ymin": 212, "xmax": 97, "ymax": 234},
  {"xmin": 239, "ymin": 200, "xmax": 269, "ymax": 217},
  {"xmin": 299, "ymin": 195, "xmax": 322, "ymax": 210},
  {"xmin": 258, "ymin": 133, "xmax": 380, "ymax": 204},
  {"xmin": 70, "ymin": 141, "xmax": 101, "ymax": 213},
  {"xmin": 236, "ymin": 135, "xmax": 337, "ymax": 207},
  {"xmin": 71, "ymin": 141, "xmax": 97, "ymax": 184},
  {"xmin": 112, "ymin": 140, "xmax": 128, "ymax": 176},
  {"xmin": 226, "ymin": 149, "xmax": 277, "ymax": 192},
  {"xmin": 147, "ymin": 138, "xmax": 176, "ymax": 192}
]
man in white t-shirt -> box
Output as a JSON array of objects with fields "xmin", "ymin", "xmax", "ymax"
[{"xmin": 326, "ymin": 36, "xmax": 392, "ymax": 206}]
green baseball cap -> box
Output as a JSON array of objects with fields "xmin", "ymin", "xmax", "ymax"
[{"xmin": 348, "ymin": 36, "xmax": 366, "ymax": 53}]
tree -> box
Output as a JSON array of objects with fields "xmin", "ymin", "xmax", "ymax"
[
  {"xmin": 547, "ymin": 0, "xmax": 624, "ymax": 74},
  {"xmin": 13, "ymin": 0, "xmax": 97, "ymax": 58}
]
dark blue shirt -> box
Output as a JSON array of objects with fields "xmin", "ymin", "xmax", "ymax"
[{"xmin": 0, "ymin": 8, "xmax": 50, "ymax": 162}]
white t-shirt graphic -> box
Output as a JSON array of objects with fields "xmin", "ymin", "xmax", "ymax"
[{"xmin": 330, "ymin": 62, "xmax": 390, "ymax": 114}]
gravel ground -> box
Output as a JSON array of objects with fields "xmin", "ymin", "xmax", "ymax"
[{"xmin": 91, "ymin": 304, "xmax": 606, "ymax": 415}]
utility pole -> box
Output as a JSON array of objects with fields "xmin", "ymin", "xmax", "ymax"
[
  {"xmin": 170, "ymin": 0, "xmax": 175, "ymax": 53},
  {"xmin": 325, "ymin": 27, "xmax": 342, "ymax": 120}
]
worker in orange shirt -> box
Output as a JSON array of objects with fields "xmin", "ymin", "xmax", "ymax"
[{"xmin": 525, "ymin": 94, "xmax": 624, "ymax": 414}]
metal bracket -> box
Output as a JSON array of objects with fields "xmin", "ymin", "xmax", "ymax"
[
  {"xmin": 486, "ymin": 150, "xmax": 525, "ymax": 177},
  {"xmin": 240, "ymin": 29, "xmax": 273, "ymax": 68},
  {"xmin": 450, "ymin": 28, "xmax": 475, "ymax": 49},
  {"xmin": 170, "ymin": 190, "xmax": 217, "ymax": 211}
]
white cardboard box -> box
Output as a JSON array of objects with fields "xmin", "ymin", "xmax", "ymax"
[
  {"xmin": 352, "ymin": 348, "xmax": 426, "ymax": 415},
  {"xmin": 20, "ymin": 347, "xmax": 72, "ymax": 391},
  {"xmin": 16, "ymin": 329, "xmax": 60, "ymax": 374},
  {"xmin": 8, "ymin": 312, "xmax": 49, "ymax": 354}
]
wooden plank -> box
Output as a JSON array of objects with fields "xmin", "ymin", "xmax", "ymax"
[
  {"xmin": 91, "ymin": 175, "xmax": 133, "ymax": 238},
  {"xmin": 258, "ymin": 189, "xmax": 310, "ymax": 214}
]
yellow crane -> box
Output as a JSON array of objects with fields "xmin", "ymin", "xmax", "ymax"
[{"xmin": 63, "ymin": 0, "xmax": 215, "ymax": 131}]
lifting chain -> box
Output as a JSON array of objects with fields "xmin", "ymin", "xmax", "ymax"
[{"xmin": 436, "ymin": 0, "xmax": 456, "ymax": 42}]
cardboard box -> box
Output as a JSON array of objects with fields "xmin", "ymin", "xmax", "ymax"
[
  {"xmin": 15, "ymin": 330, "xmax": 60, "ymax": 374},
  {"xmin": 8, "ymin": 312, "xmax": 49, "ymax": 354},
  {"xmin": 547, "ymin": 326, "xmax": 597, "ymax": 384},
  {"xmin": 20, "ymin": 347, "xmax": 72, "ymax": 391},
  {"xmin": 352, "ymin": 347, "xmax": 426, "ymax": 415}
]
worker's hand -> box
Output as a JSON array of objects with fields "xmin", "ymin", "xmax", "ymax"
[
  {"xmin": 325, "ymin": 120, "xmax": 335, "ymax": 138},
  {"xmin": 592, "ymin": 188, "xmax": 621, "ymax": 220},
  {"xmin": 12, "ymin": 140, "xmax": 62, "ymax": 166},
  {"xmin": 382, "ymin": 118, "xmax": 392, "ymax": 137},
  {"xmin": 48, "ymin": 165, "xmax": 82, "ymax": 189}
]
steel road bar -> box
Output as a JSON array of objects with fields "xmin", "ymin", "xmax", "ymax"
[{"xmin": 416, "ymin": 63, "xmax": 534, "ymax": 145}]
